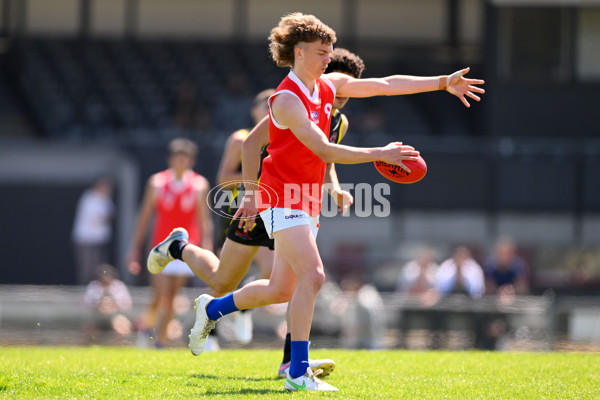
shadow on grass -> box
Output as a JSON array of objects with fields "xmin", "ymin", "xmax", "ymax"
[
  {"xmin": 189, "ymin": 373, "xmax": 279, "ymax": 382},
  {"xmin": 188, "ymin": 374, "xmax": 285, "ymax": 396},
  {"xmin": 200, "ymin": 388, "xmax": 286, "ymax": 396}
]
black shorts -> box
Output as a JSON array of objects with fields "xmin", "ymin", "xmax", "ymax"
[{"xmin": 226, "ymin": 214, "xmax": 275, "ymax": 250}]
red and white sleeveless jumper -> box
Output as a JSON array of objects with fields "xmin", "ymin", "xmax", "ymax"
[
  {"xmin": 258, "ymin": 71, "xmax": 336, "ymax": 217},
  {"xmin": 151, "ymin": 169, "xmax": 202, "ymax": 247}
]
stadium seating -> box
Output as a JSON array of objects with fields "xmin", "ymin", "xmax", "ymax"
[{"xmin": 8, "ymin": 38, "xmax": 478, "ymax": 143}]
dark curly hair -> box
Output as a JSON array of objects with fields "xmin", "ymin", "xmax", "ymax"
[
  {"xmin": 325, "ymin": 48, "xmax": 366, "ymax": 78},
  {"xmin": 268, "ymin": 13, "xmax": 337, "ymax": 68}
]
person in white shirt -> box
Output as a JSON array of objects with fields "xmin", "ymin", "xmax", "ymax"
[
  {"xmin": 72, "ymin": 177, "xmax": 115, "ymax": 284},
  {"xmin": 83, "ymin": 264, "xmax": 133, "ymax": 340},
  {"xmin": 435, "ymin": 246, "xmax": 484, "ymax": 298}
]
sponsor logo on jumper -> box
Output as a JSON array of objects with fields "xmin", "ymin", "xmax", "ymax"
[{"xmin": 310, "ymin": 111, "xmax": 319, "ymax": 122}]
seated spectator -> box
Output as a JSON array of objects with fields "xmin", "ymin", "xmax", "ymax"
[
  {"xmin": 479, "ymin": 237, "xmax": 529, "ymax": 350},
  {"xmin": 432, "ymin": 246, "xmax": 485, "ymax": 349},
  {"xmin": 436, "ymin": 246, "xmax": 484, "ymax": 298},
  {"xmin": 396, "ymin": 247, "xmax": 440, "ymax": 307},
  {"xmin": 397, "ymin": 247, "xmax": 439, "ymax": 295},
  {"xmin": 83, "ymin": 264, "xmax": 133, "ymax": 342},
  {"xmin": 484, "ymin": 236, "xmax": 529, "ymax": 297}
]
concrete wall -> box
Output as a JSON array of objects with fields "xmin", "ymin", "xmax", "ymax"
[
  {"xmin": 0, "ymin": 144, "xmax": 138, "ymax": 285},
  {"xmin": 10, "ymin": 0, "xmax": 484, "ymax": 45}
]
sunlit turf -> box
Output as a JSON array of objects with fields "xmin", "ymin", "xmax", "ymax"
[{"xmin": 0, "ymin": 346, "xmax": 599, "ymax": 399}]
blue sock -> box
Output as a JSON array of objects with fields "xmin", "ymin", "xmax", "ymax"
[
  {"xmin": 289, "ymin": 341, "xmax": 309, "ymax": 379},
  {"xmin": 205, "ymin": 293, "xmax": 239, "ymax": 321}
]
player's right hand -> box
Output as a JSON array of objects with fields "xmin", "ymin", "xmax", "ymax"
[{"xmin": 380, "ymin": 142, "xmax": 420, "ymax": 172}]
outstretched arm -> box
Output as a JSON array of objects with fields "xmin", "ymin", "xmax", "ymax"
[
  {"xmin": 327, "ymin": 67, "xmax": 485, "ymax": 107},
  {"xmin": 271, "ymin": 93, "xmax": 420, "ymax": 166}
]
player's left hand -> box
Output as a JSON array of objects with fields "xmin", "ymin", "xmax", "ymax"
[{"xmin": 445, "ymin": 67, "xmax": 485, "ymax": 108}]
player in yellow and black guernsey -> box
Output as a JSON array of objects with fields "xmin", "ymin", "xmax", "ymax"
[{"xmin": 215, "ymin": 89, "xmax": 275, "ymax": 252}]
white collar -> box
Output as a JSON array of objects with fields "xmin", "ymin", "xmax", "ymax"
[{"xmin": 288, "ymin": 70, "xmax": 320, "ymax": 104}]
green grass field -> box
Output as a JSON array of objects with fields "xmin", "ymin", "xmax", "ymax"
[{"xmin": 1, "ymin": 347, "xmax": 599, "ymax": 399}]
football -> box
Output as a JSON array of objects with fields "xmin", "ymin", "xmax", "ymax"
[{"xmin": 374, "ymin": 156, "xmax": 427, "ymax": 184}]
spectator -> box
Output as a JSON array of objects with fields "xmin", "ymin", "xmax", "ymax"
[
  {"xmin": 479, "ymin": 236, "xmax": 529, "ymax": 350},
  {"xmin": 83, "ymin": 264, "xmax": 133, "ymax": 342},
  {"xmin": 397, "ymin": 247, "xmax": 439, "ymax": 296},
  {"xmin": 484, "ymin": 236, "xmax": 529, "ymax": 297},
  {"xmin": 436, "ymin": 246, "xmax": 485, "ymax": 298},
  {"xmin": 72, "ymin": 177, "xmax": 115, "ymax": 285}
]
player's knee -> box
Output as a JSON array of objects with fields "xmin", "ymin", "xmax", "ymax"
[{"xmin": 300, "ymin": 268, "xmax": 325, "ymax": 293}]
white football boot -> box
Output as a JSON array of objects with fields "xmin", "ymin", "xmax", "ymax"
[
  {"xmin": 189, "ymin": 294, "xmax": 218, "ymax": 356},
  {"xmin": 147, "ymin": 227, "xmax": 188, "ymax": 274},
  {"xmin": 284, "ymin": 367, "xmax": 338, "ymax": 391},
  {"xmin": 278, "ymin": 358, "xmax": 336, "ymax": 378}
]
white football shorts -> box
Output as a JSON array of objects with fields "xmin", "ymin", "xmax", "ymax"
[
  {"xmin": 259, "ymin": 208, "xmax": 319, "ymax": 240},
  {"xmin": 160, "ymin": 259, "xmax": 194, "ymax": 277}
]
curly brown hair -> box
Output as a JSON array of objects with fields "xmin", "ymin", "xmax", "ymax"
[
  {"xmin": 268, "ymin": 13, "xmax": 337, "ymax": 68},
  {"xmin": 325, "ymin": 48, "xmax": 366, "ymax": 79}
]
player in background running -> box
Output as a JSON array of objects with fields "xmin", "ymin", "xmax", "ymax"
[{"xmin": 128, "ymin": 138, "xmax": 213, "ymax": 348}]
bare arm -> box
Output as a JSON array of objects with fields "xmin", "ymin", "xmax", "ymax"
[
  {"xmin": 324, "ymin": 116, "xmax": 353, "ymax": 213},
  {"xmin": 216, "ymin": 130, "xmax": 246, "ymax": 189},
  {"xmin": 195, "ymin": 176, "xmax": 214, "ymax": 251},
  {"xmin": 241, "ymin": 115, "xmax": 270, "ymax": 192},
  {"xmin": 324, "ymin": 163, "xmax": 353, "ymax": 214},
  {"xmin": 326, "ymin": 67, "xmax": 485, "ymax": 108},
  {"xmin": 271, "ymin": 93, "xmax": 420, "ymax": 166},
  {"xmin": 233, "ymin": 115, "xmax": 270, "ymax": 231},
  {"xmin": 324, "ymin": 112, "xmax": 350, "ymax": 190},
  {"xmin": 127, "ymin": 177, "xmax": 157, "ymax": 274}
]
